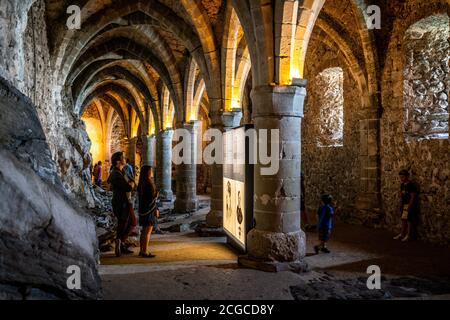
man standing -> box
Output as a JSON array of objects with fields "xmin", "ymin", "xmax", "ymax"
[
  {"xmin": 94, "ymin": 161, "xmax": 103, "ymax": 187},
  {"xmin": 394, "ymin": 169, "xmax": 419, "ymax": 242},
  {"xmin": 92, "ymin": 162, "xmax": 98, "ymax": 185},
  {"xmin": 123, "ymin": 158, "xmax": 134, "ymax": 181},
  {"xmin": 108, "ymin": 152, "xmax": 136, "ymax": 257}
]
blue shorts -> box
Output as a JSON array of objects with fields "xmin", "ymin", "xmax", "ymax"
[{"xmin": 139, "ymin": 213, "xmax": 158, "ymax": 227}]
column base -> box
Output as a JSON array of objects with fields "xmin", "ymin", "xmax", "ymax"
[
  {"xmin": 247, "ymin": 229, "xmax": 306, "ymax": 262},
  {"xmin": 174, "ymin": 198, "xmax": 198, "ymax": 213},
  {"xmin": 195, "ymin": 224, "xmax": 225, "ymax": 237},
  {"xmin": 206, "ymin": 209, "xmax": 223, "ymax": 228},
  {"xmin": 159, "ymin": 189, "xmax": 173, "ymax": 202},
  {"xmin": 238, "ymin": 255, "xmax": 309, "ymax": 273}
]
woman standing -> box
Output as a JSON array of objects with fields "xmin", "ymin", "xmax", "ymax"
[{"xmin": 137, "ymin": 165, "xmax": 159, "ymax": 258}]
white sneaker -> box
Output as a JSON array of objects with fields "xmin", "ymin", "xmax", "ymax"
[{"xmin": 393, "ymin": 234, "xmax": 403, "ymax": 240}]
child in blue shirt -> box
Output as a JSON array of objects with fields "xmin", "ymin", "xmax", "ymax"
[{"xmin": 314, "ymin": 194, "xmax": 334, "ymax": 254}]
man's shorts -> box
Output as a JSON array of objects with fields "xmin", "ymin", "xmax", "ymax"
[
  {"xmin": 402, "ymin": 205, "xmax": 419, "ymax": 223},
  {"xmin": 318, "ymin": 229, "xmax": 331, "ymax": 242}
]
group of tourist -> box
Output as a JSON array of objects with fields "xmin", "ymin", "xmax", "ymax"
[
  {"xmin": 100, "ymin": 148, "xmax": 418, "ymax": 258},
  {"xmin": 304, "ymin": 169, "xmax": 420, "ymax": 255},
  {"xmin": 107, "ymin": 151, "xmax": 159, "ymax": 258}
]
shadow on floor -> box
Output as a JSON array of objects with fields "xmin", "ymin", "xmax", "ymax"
[{"xmin": 305, "ymin": 221, "xmax": 450, "ymax": 277}]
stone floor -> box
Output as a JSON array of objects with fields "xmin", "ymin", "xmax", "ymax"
[{"xmin": 100, "ymin": 205, "xmax": 450, "ymax": 300}]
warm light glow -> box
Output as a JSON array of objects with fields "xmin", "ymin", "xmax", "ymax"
[
  {"xmin": 231, "ymin": 98, "xmax": 241, "ymax": 110},
  {"xmin": 82, "ymin": 117, "xmax": 105, "ymax": 163},
  {"xmin": 149, "ymin": 126, "xmax": 155, "ymax": 136},
  {"xmin": 189, "ymin": 110, "xmax": 197, "ymax": 122},
  {"xmin": 131, "ymin": 124, "xmax": 138, "ymax": 138},
  {"xmin": 290, "ymin": 66, "xmax": 301, "ymax": 83},
  {"xmin": 226, "ymin": 92, "xmax": 242, "ymax": 112},
  {"xmin": 164, "ymin": 119, "xmax": 173, "ymax": 129},
  {"xmin": 163, "ymin": 99, "xmax": 175, "ymax": 130},
  {"xmin": 224, "ymin": 100, "xmax": 232, "ymax": 113}
]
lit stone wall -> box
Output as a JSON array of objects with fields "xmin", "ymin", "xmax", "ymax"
[
  {"xmin": 110, "ymin": 117, "xmax": 128, "ymax": 158},
  {"xmin": 302, "ymin": 39, "xmax": 363, "ymax": 220},
  {"xmin": 314, "ymin": 67, "xmax": 344, "ymax": 147},
  {"xmin": 82, "ymin": 117, "xmax": 104, "ymax": 166},
  {"xmin": 404, "ymin": 15, "xmax": 449, "ymax": 140},
  {"xmin": 381, "ymin": 10, "xmax": 450, "ymax": 244}
]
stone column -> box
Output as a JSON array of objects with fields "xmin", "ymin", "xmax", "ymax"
[
  {"xmin": 155, "ymin": 129, "xmax": 174, "ymax": 201},
  {"xmin": 174, "ymin": 121, "xmax": 199, "ymax": 213},
  {"xmin": 355, "ymin": 102, "xmax": 382, "ymax": 222},
  {"xmin": 206, "ymin": 110, "xmax": 242, "ymax": 227},
  {"xmin": 127, "ymin": 136, "xmax": 138, "ymax": 169},
  {"xmin": 241, "ymin": 83, "xmax": 307, "ymax": 271},
  {"xmin": 141, "ymin": 135, "xmax": 155, "ymax": 167}
]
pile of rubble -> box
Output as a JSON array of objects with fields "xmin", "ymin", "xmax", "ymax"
[
  {"xmin": 89, "ymin": 187, "xmax": 212, "ymax": 251},
  {"xmin": 89, "ymin": 186, "xmax": 117, "ymax": 252},
  {"xmin": 290, "ymin": 274, "xmax": 450, "ymax": 300}
]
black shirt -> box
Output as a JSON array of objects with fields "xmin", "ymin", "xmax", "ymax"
[
  {"xmin": 138, "ymin": 179, "xmax": 157, "ymax": 214},
  {"xmin": 400, "ymin": 181, "xmax": 419, "ymax": 212},
  {"xmin": 108, "ymin": 168, "xmax": 132, "ymax": 219}
]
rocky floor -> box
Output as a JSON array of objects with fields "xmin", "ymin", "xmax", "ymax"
[{"xmin": 99, "ymin": 200, "xmax": 450, "ymax": 300}]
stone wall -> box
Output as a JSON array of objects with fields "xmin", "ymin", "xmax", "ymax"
[
  {"xmin": 110, "ymin": 116, "xmax": 128, "ymax": 157},
  {"xmin": 381, "ymin": 10, "xmax": 450, "ymax": 244},
  {"xmin": 313, "ymin": 67, "xmax": 344, "ymax": 147},
  {"xmin": 0, "ymin": 0, "xmax": 34, "ymax": 92},
  {"xmin": 302, "ymin": 39, "xmax": 363, "ymax": 221},
  {"xmin": 196, "ymin": 115, "xmax": 212, "ymax": 194},
  {"xmin": 0, "ymin": 78, "xmax": 101, "ymax": 299},
  {"xmin": 403, "ymin": 15, "xmax": 449, "ymax": 140},
  {"xmin": 1, "ymin": 0, "xmax": 95, "ymax": 207}
]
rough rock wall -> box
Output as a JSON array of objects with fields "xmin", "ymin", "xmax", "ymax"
[
  {"xmin": 0, "ymin": 150, "xmax": 102, "ymax": 299},
  {"xmin": 302, "ymin": 41, "xmax": 363, "ymax": 219},
  {"xmin": 381, "ymin": 11, "xmax": 450, "ymax": 244},
  {"xmin": 0, "ymin": 0, "xmax": 35, "ymax": 92},
  {"xmin": 314, "ymin": 67, "xmax": 344, "ymax": 147},
  {"xmin": 0, "ymin": 78, "xmax": 101, "ymax": 299},
  {"xmin": 403, "ymin": 15, "xmax": 449, "ymax": 140},
  {"xmin": 0, "ymin": 0, "xmax": 96, "ymax": 207},
  {"xmin": 110, "ymin": 116, "xmax": 128, "ymax": 157}
]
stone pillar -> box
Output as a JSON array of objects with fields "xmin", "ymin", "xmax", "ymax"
[
  {"xmin": 141, "ymin": 135, "xmax": 155, "ymax": 167},
  {"xmin": 174, "ymin": 121, "xmax": 199, "ymax": 213},
  {"xmin": 356, "ymin": 103, "xmax": 382, "ymax": 223},
  {"xmin": 156, "ymin": 129, "xmax": 174, "ymax": 201},
  {"xmin": 242, "ymin": 84, "xmax": 307, "ymax": 271},
  {"xmin": 206, "ymin": 110, "xmax": 242, "ymax": 227},
  {"xmin": 127, "ymin": 136, "xmax": 138, "ymax": 169}
]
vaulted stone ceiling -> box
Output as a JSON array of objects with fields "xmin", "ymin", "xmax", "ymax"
[
  {"xmin": 43, "ymin": 0, "xmax": 225, "ymax": 138},
  {"xmin": 38, "ymin": 0, "xmax": 389, "ymax": 142}
]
